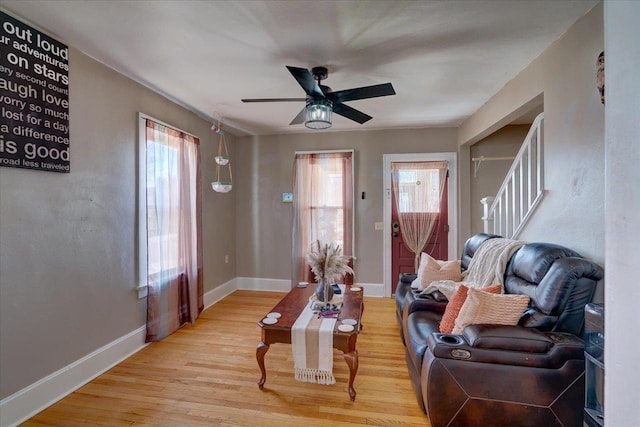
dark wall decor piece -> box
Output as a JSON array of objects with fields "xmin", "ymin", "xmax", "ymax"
[
  {"xmin": 0, "ymin": 11, "xmax": 70, "ymax": 172},
  {"xmin": 596, "ymin": 51, "xmax": 605, "ymax": 105}
]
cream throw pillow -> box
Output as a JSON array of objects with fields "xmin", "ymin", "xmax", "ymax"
[
  {"xmin": 452, "ymin": 287, "xmax": 530, "ymax": 334},
  {"xmin": 418, "ymin": 254, "xmax": 461, "ymax": 291},
  {"xmin": 411, "ymin": 253, "xmax": 444, "ymax": 289},
  {"xmin": 410, "ymin": 253, "xmax": 430, "ymax": 289},
  {"xmin": 439, "ymin": 284, "xmax": 502, "ymax": 334}
]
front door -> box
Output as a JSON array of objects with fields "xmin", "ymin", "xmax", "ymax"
[{"xmin": 391, "ymin": 164, "xmax": 448, "ymax": 294}]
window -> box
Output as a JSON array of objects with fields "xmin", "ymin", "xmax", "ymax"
[
  {"xmin": 396, "ymin": 167, "xmax": 443, "ymax": 213},
  {"xmin": 292, "ymin": 150, "xmax": 354, "ymax": 283},
  {"xmin": 308, "ymin": 157, "xmax": 347, "ymax": 248},
  {"xmin": 145, "ymin": 138, "xmax": 181, "ymax": 279},
  {"xmin": 138, "ymin": 114, "xmax": 203, "ymax": 341},
  {"xmin": 137, "ymin": 113, "xmax": 201, "ymax": 299}
]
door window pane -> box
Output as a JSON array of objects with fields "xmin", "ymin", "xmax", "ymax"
[{"xmin": 397, "ymin": 168, "xmax": 441, "ymax": 213}]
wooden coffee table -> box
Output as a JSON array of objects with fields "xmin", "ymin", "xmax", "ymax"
[{"xmin": 256, "ymin": 283, "xmax": 364, "ymax": 401}]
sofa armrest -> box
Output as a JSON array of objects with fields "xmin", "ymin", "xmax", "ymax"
[
  {"xmin": 400, "ymin": 273, "xmax": 417, "ymax": 283},
  {"xmin": 427, "ymin": 325, "xmax": 585, "ymax": 368},
  {"xmin": 405, "ymin": 297, "xmax": 447, "ymax": 316},
  {"xmin": 462, "ymin": 324, "xmax": 554, "ymax": 353}
]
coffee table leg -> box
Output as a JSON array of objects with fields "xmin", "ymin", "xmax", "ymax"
[
  {"xmin": 343, "ymin": 349, "xmax": 359, "ymax": 401},
  {"xmin": 256, "ymin": 341, "xmax": 270, "ymax": 390}
]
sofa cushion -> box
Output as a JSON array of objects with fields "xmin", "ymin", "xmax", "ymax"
[
  {"xmin": 452, "ymin": 288, "xmax": 530, "ymax": 334},
  {"xmin": 439, "ymin": 284, "xmax": 502, "ymax": 333},
  {"xmin": 504, "ymin": 244, "xmax": 604, "ymax": 335},
  {"xmin": 508, "ymin": 243, "xmax": 580, "ymax": 285},
  {"xmin": 460, "ymin": 233, "xmax": 501, "ymax": 270}
]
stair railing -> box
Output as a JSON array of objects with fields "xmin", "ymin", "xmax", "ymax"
[{"xmin": 482, "ymin": 113, "xmax": 546, "ymax": 239}]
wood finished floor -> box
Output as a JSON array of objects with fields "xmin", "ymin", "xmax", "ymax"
[{"xmin": 22, "ymin": 290, "xmax": 429, "ymax": 426}]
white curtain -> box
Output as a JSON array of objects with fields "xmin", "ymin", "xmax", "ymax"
[
  {"xmin": 292, "ymin": 151, "xmax": 354, "ymax": 284},
  {"xmin": 391, "ymin": 161, "xmax": 448, "ymax": 270},
  {"xmin": 145, "ymin": 120, "xmax": 202, "ymax": 342}
]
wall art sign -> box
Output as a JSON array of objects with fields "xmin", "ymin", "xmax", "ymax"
[{"xmin": 0, "ymin": 11, "xmax": 69, "ymax": 172}]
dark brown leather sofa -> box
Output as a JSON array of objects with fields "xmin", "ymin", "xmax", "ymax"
[{"xmin": 395, "ymin": 234, "xmax": 604, "ymax": 427}]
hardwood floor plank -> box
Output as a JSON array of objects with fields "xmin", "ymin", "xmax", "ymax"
[{"xmin": 21, "ymin": 290, "xmax": 429, "ymax": 426}]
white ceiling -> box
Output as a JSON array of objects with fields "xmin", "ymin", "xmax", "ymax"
[{"xmin": 2, "ymin": 0, "xmax": 598, "ymax": 136}]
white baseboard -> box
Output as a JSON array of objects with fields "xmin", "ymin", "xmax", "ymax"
[
  {"xmin": 358, "ymin": 282, "xmax": 385, "ymax": 297},
  {"xmin": 0, "ymin": 326, "xmax": 148, "ymax": 427},
  {"xmin": 0, "ymin": 277, "xmax": 385, "ymax": 426},
  {"xmin": 236, "ymin": 277, "xmax": 292, "ymax": 292},
  {"xmin": 203, "ymin": 278, "xmax": 238, "ymax": 309}
]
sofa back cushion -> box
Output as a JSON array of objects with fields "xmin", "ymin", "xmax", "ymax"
[
  {"xmin": 504, "ymin": 242, "xmax": 604, "ymax": 336},
  {"xmin": 460, "ymin": 233, "xmax": 500, "ymax": 270}
]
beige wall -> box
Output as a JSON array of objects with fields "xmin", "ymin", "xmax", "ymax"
[
  {"xmin": 0, "ymin": 48, "xmax": 235, "ymax": 399},
  {"xmin": 470, "ymin": 125, "xmax": 529, "ymax": 235},
  {"xmin": 459, "ymin": 3, "xmax": 604, "ymax": 263},
  {"xmin": 234, "ymin": 128, "xmax": 458, "ymax": 285}
]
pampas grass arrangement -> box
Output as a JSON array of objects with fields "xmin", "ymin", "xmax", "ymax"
[{"xmin": 306, "ymin": 240, "xmax": 354, "ymax": 284}]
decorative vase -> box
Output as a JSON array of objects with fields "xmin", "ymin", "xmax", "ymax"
[{"xmin": 315, "ymin": 278, "xmax": 334, "ymax": 303}]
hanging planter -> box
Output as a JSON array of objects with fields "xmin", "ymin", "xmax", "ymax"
[
  {"xmin": 211, "ymin": 115, "xmax": 233, "ymax": 193},
  {"xmin": 214, "ymin": 155, "xmax": 229, "ymax": 166},
  {"xmin": 211, "ymin": 181, "xmax": 232, "ymax": 193}
]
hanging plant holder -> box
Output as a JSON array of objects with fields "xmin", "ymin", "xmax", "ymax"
[
  {"xmin": 211, "ymin": 181, "xmax": 232, "ymax": 193},
  {"xmin": 211, "ymin": 115, "xmax": 233, "ymax": 193},
  {"xmin": 215, "ymin": 155, "xmax": 229, "ymax": 166}
]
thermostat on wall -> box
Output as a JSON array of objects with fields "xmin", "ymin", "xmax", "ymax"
[{"xmin": 282, "ymin": 193, "xmax": 293, "ymax": 203}]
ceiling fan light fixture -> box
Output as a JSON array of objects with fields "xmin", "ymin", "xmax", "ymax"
[{"xmin": 305, "ymin": 98, "xmax": 332, "ymax": 129}]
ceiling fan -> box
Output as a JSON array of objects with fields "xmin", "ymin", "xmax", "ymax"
[{"xmin": 241, "ymin": 66, "xmax": 396, "ymax": 127}]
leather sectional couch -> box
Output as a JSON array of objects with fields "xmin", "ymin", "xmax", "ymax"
[{"xmin": 395, "ymin": 233, "xmax": 604, "ymax": 427}]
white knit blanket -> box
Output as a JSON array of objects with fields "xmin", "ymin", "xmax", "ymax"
[
  {"xmin": 292, "ymin": 301, "xmax": 337, "ymax": 385},
  {"xmin": 421, "ymin": 238, "xmax": 525, "ymax": 299}
]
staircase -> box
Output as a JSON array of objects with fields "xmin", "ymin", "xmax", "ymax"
[{"xmin": 482, "ymin": 113, "xmax": 545, "ymax": 239}]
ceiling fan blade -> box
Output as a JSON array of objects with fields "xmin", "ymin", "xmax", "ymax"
[
  {"xmin": 332, "ymin": 103, "xmax": 372, "ymax": 124},
  {"xmin": 286, "ymin": 66, "xmax": 325, "ymax": 99},
  {"xmin": 327, "ymin": 83, "xmax": 396, "ymax": 104},
  {"xmin": 242, "ymin": 98, "xmax": 306, "ymax": 103},
  {"xmin": 289, "ymin": 108, "xmax": 306, "ymax": 125}
]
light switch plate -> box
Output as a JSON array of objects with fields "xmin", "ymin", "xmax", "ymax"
[{"xmin": 374, "ymin": 222, "xmax": 384, "ymax": 230}]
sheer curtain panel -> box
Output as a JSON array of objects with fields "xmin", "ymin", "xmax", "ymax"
[
  {"xmin": 292, "ymin": 151, "xmax": 354, "ymax": 284},
  {"xmin": 144, "ymin": 119, "xmax": 203, "ymax": 342}
]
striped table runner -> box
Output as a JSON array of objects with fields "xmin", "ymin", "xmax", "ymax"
[{"xmin": 292, "ymin": 302, "xmax": 337, "ymax": 385}]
